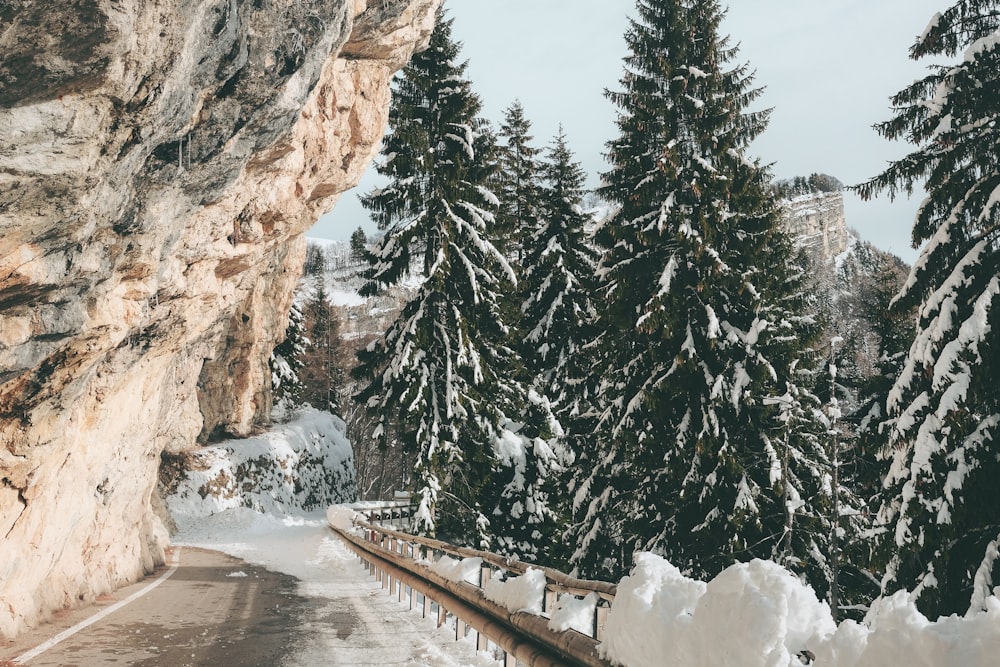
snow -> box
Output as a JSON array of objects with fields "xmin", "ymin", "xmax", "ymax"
[
  {"xmin": 165, "ymin": 408, "xmax": 356, "ymax": 518},
  {"xmin": 165, "ymin": 417, "xmax": 1000, "ymax": 667},
  {"xmin": 172, "ymin": 510, "xmax": 498, "ymax": 667},
  {"xmin": 167, "ymin": 415, "xmax": 499, "ymax": 667},
  {"xmin": 482, "ymin": 568, "xmax": 546, "ymax": 615},
  {"xmin": 547, "ymin": 592, "xmax": 598, "ymax": 635},
  {"xmin": 600, "ymin": 553, "xmax": 1000, "ymax": 667},
  {"xmin": 429, "ymin": 555, "xmax": 484, "ymax": 586}
]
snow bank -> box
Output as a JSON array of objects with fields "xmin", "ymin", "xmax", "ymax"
[
  {"xmin": 165, "ymin": 407, "xmax": 357, "ymax": 521},
  {"xmin": 602, "ymin": 553, "xmax": 1000, "ymax": 667},
  {"xmin": 483, "ymin": 568, "xmax": 547, "ymax": 615}
]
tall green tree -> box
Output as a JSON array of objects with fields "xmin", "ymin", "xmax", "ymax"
[
  {"xmin": 854, "ymin": 2, "xmax": 1000, "ymax": 618},
  {"xmin": 349, "ymin": 226, "xmax": 368, "ymax": 265},
  {"xmin": 270, "ymin": 291, "xmax": 307, "ymax": 407},
  {"xmin": 354, "ymin": 12, "xmax": 565, "ymax": 555},
  {"xmin": 568, "ymin": 0, "xmax": 831, "ymax": 587},
  {"xmin": 521, "ymin": 128, "xmax": 601, "ymax": 410},
  {"xmin": 493, "ymin": 101, "xmax": 543, "ymax": 262},
  {"xmin": 301, "ymin": 277, "xmax": 345, "ymax": 414}
]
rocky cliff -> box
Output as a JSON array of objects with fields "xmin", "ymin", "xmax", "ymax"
[
  {"xmin": 781, "ymin": 191, "xmax": 850, "ymax": 260},
  {"xmin": 0, "ymin": 0, "xmax": 440, "ymax": 638}
]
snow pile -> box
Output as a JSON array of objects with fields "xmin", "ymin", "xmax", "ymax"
[
  {"xmin": 326, "ymin": 504, "xmax": 359, "ymax": 532},
  {"xmin": 165, "ymin": 407, "xmax": 357, "ymax": 520},
  {"xmin": 602, "ymin": 553, "xmax": 1000, "ymax": 667},
  {"xmin": 430, "ymin": 555, "xmax": 484, "ymax": 585},
  {"xmin": 548, "ymin": 592, "xmax": 598, "ymax": 634},
  {"xmin": 483, "ymin": 568, "xmax": 546, "ymax": 615},
  {"xmin": 601, "ymin": 553, "xmax": 708, "ymax": 666}
]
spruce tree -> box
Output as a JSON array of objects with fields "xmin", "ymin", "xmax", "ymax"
[
  {"xmin": 270, "ymin": 293, "xmax": 306, "ymax": 407},
  {"xmin": 349, "ymin": 226, "xmax": 368, "ymax": 265},
  {"xmin": 569, "ymin": 0, "xmax": 829, "ymax": 585},
  {"xmin": 493, "ymin": 101, "xmax": 543, "ymax": 262},
  {"xmin": 855, "ymin": 2, "xmax": 1000, "ymax": 617},
  {"xmin": 301, "ymin": 277, "xmax": 345, "ymax": 414},
  {"xmin": 354, "ymin": 12, "xmax": 565, "ymax": 554},
  {"xmin": 521, "ymin": 128, "xmax": 601, "ymax": 409}
]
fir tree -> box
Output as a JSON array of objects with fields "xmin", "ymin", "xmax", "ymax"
[
  {"xmin": 515, "ymin": 128, "xmax": 602, "ymax": 564},
  {"xmin": 270, "ymin": 293, "xmax": 307, "ymax": 407},
  {"xmin": 521, "ymin": 128, "xmax": 601, "ymax": 409},
  {"xmin": 854, "ymin": 2, "xmax": 1000, "ymax": 617},
  {"xmin": 354, "ymin": 12, "xmax": 566, "ymax": 555},
  {"xmin": 349, "ymin": 226, "xmax": 368, "ymax": 265},
  {"xmin": 569, "ymin": 0, "xmax": 830, "ymax": 586},
  {"xmin": 301, "ymin": 277, "xmax": 345, "ymax": 414},
  {"xmin": 493, "ymin": 101, "xmax": 543, "ymax": 261}
]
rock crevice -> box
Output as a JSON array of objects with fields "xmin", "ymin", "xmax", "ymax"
[{"xmin": 0, "ymin": 0, "xmax": 440, "ymax": 638}]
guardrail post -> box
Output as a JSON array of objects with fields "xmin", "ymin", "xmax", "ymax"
[
  {"xmin": 543, "ymin": 587, "xmax": 557, "ymax": 615},
  {"xmin": 423, "ymin": 592, "xmax": 431, "ymax": 619},
  {"xmin": 480, "ymin": 563, "xmax": 492, "ymax": 587},
  {"xmin": 476, "ymin": 630, "xmax": 488, "ymax": 652},
  {"xmin": 595, "ymin": 600, "xmax": 611, "ymax": 641}
]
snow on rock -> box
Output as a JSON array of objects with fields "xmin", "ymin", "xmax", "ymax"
[
  {"xmin": 165, "ymin": 408, "xmax": 357, "ymax": 521},
  {"xmin": 602, "ymin": 553, "xmax": 1000, "ymax": 667},
  {"xmin": 483, "ymin": 568, "xmax": 547, "ymax": 615}
]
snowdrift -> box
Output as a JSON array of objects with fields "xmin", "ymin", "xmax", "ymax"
[
  {"xmin": 604, "ymin": 553, "xmax": 1000, "ymax": 667},
  {"xmin": 165, "ymin": 407, "xmax": 357, "ymax": 521}
]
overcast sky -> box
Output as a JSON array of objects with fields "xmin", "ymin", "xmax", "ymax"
[{"xmin": 315, "ymin": 0, "xmax": 946, "ymax": 263}]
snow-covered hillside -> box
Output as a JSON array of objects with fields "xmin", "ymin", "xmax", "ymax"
[{"xmin": 164, "ymin": 407, "xmax": 357, "ymax": 523}]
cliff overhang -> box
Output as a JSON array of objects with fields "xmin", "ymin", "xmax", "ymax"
[{"xmin": 0, "ymin": 0, "xmax": 440, "ymax": 639}]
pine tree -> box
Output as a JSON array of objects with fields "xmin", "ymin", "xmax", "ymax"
[
  {"xmin": 521, "ymin": 128, "xmax": 601, "ymax": 409},
  {"xmin": 301, "ymin": 277, "xmax": 345, "ymax": 414},
  {"xmin": 354, "ymin": 12, "xmax": 565, "ymax": 554},
  {"xmin": 270, "ymin": 292, "xmax": 307, "ymax": 407},
  {"xmin": 568, "ymin": 0, "xmax": 829, "ymax": 585},
  {"xmin": 349, "ymin": 226, "xmax": 368, "ymax": 265},
  {"xmin": 854, "ymin": 2, "xmax": 1000, "ymax": 618},
  {"xmin": 493, "ymin": 101, "xmax": 543, "ymax": 262},
  {"xmin": 304, "ymin": 242, "xmax": 327, "ymax": 277}
]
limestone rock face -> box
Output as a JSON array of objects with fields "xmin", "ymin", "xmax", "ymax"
[
  {"xmin": 0, "ymin": 0, "xmax": 440, "ymax": 638},
  {"xmin": 782, "ymin": 192, "xmax": 851, "ymax": 260}
]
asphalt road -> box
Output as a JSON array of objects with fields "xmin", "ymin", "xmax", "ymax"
[{"xmin": 2, "ymin": 547, "xmax": 325, "ymax": 667}]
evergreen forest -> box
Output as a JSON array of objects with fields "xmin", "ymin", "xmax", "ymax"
[{"xmin": 272, "ymin": 0, "xmax": 1000, "ymax": 622}]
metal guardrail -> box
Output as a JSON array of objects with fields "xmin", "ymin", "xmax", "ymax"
[{"xmin": 328, "ymin": 504, "xmax": 615, "ymax": 667}]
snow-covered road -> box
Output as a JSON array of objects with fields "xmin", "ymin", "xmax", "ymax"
[{"xmin": 174, "ymin": 510, "xmax": 499, "ymax": 667}]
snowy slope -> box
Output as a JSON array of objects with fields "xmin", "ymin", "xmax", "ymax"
[{"xmin": 164, "ymin": 407, "xmax": 357, "ymax": 520}]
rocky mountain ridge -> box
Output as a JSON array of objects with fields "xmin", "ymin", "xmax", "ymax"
[{"xmin": 0, "ymin": 0, "xmax": 440, "ymax": 639}]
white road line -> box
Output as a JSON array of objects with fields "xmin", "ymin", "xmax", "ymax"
[{"xmin": 13, "ymin": 548, "xmax": 182, "ymax": 665}]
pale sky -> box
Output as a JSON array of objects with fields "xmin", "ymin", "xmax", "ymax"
[{"xmin": 315, "ymin": 0, "xmax": 947, "ymax": 263}]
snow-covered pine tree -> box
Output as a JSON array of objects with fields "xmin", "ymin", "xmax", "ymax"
[
  {"xmin": 270, "ymin": 291, "xmax": 306, "ymax": 407},
  {"xmin": 354, "ymin": 12, "xmax": 565, "ymax": 555},
  {"xmin": 512, "ymin": 128, "xmax": 603, "ymax": 565},
  {"xmin": 521, "ymin": 128, "xmax": 601, "ymax": 411},
  {"xmin": 854, "ymin": 2, "xmax": 1000, "ymax": 618},
  {"xmin": 569, "ymin": 0, "xmax": 827, "ymax": 584},
  {"xmin": 493, "ymin": 101, "xmax": 543, "ymax": 263},
  {"xmin": 301, "ymin": 277, "xmax": 345, "ymax": 414}
]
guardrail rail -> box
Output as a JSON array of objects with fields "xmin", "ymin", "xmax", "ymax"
[{"xmin": 328, "ymin": 503, "xmax": 616, "ymax": 667}]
